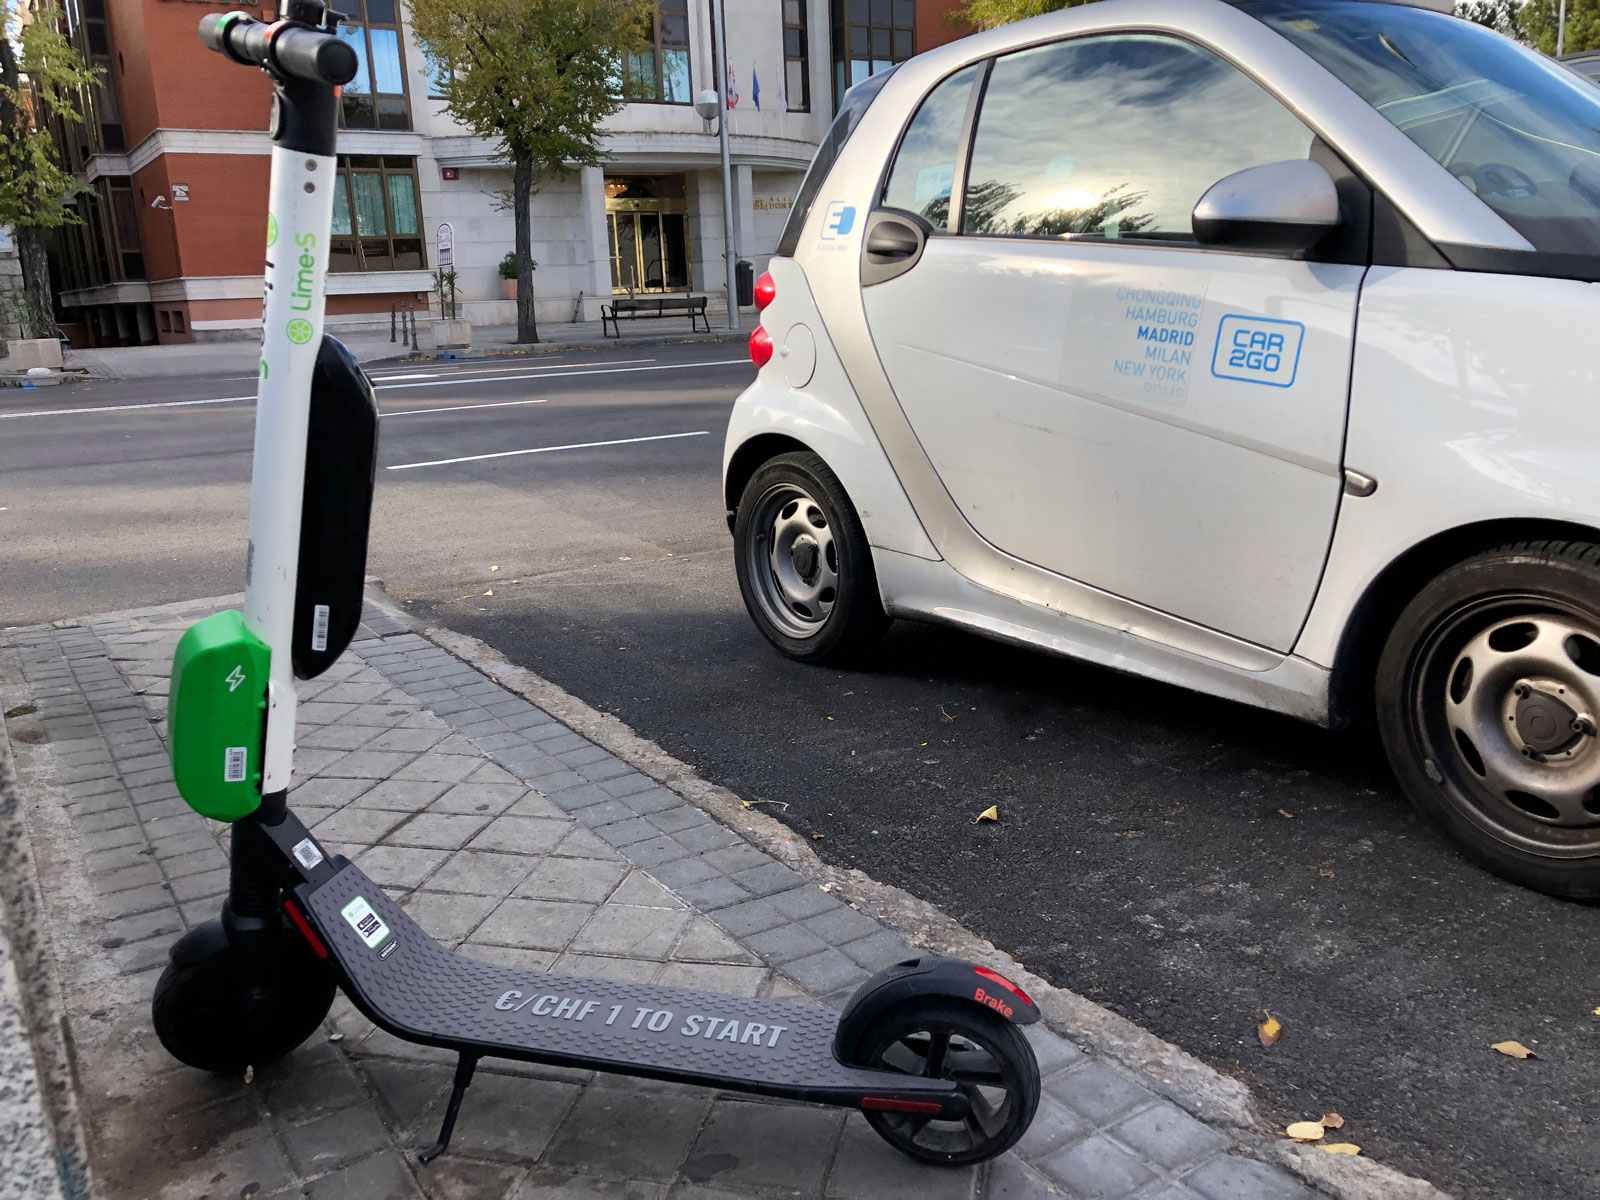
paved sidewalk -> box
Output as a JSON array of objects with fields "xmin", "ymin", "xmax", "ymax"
[
  {"xmin": 32, "ymin": 321, "xmax": 744, "ymax": 380},
  {"xmin": 0, "ymin": 596, "xmax": 1325, "ymax": 1200}
]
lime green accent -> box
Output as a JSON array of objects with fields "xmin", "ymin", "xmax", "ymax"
[
  {"xmin": 266, "ymin": 213, "xmax": 278, "ymax": 248},
  {"xmin": 286, "ymin": 318, "xmax": 314, "ymax": 345},
  {"xmin": 260, "ymin": 359, "xmax": 269, "ymax": 380},
  {"xmin": 168, "ymin": 610, "xmax": 270, "ymax": 822}
]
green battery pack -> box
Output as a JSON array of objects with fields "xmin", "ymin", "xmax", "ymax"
[{"xmin": 168, "ymin": 610, "xmax": 270, "ymax": 822}]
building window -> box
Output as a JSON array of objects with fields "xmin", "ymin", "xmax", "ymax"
[
  {"xmin": 329, "ymin": 156, "xmax": 426, "ymax": 272},
  {"xmin": 784, "ymin": 0, "xmax": 809, "ymax": 112},
  {"xmin": 423, "ymin": 50, "xmax": 451, "ymax": 99},
  {"xmin": 337, "ymin": 0, "xmax": 410, "ymax": 130},
  {"xmin": 624, "ymin": 0, "xmax": 691, "ymax": 103},
  {"xmin": 830, "ymin": 0, "xmax": 914, "ymax": 109}
]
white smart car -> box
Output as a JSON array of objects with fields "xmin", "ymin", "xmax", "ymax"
[{"xmin": 723, "ymin": 0, "xmax": 1600, "ymax": 898}]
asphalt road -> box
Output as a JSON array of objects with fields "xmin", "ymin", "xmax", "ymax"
[{"xmin": 4, "ymin": 341, "xmax": 1596, "ymax": 1199}]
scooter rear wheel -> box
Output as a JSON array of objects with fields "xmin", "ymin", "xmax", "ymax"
[
  {"xmin": 152, "ymin": 917, "xmax": 335, "ymax": 1073},
  {"xmin": 852, "ymin": 998, "xmax": 1040, "ymax": 1165}
]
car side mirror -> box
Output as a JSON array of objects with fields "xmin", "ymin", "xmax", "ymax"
[{"xmin": 1192, "ymin": 160, "xmax": 1340, "ymax": 253}]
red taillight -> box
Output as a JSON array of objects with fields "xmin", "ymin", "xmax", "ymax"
[
  {"xmin": 974, "ymin": 966, "xmax": 1031, "ymax": 1007},
  {"xmin": 749, "ymin": 324, "xmax": 774, "ymax": 368},
  {"xmin": 862, "ymin": 1096, "xmax": 945, "ymax": 1114},
  {"xmin": 283, "ymin": 899, "xmax": 329, "ymax": 960},
  {"xmin": 754, "ymin": 271, "xmax": 776, "ymax": 311}
]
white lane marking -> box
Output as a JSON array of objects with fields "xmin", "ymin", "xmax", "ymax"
[
  {"xmin": 369, "ymin": 357, "xmax": 654, "ymax": 381},
  {"xmin": 388, "ymin": 430, "xmax": 710, "ymax": 471},
  {"xmin": 1, "ymin": 358, "xmax": 749, "ymax": 421},
  {"xmin": 0, "ymin": 395, "xmax": 254, "ymax": 420},
  {"xmin": 382, "ymin": 397, "xmax": 548, "ymax": 419}
]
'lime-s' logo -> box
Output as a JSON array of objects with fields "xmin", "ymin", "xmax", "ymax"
[
  {"xmin": 286, "ymin": 318, "xmax": 314, "ymax": 345},
  {"xmin": 266, "ymin": 212, "xmax": 278, "ymax": 248}
]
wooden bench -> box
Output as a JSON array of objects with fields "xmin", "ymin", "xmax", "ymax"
[{"xmin": 601, "ymin": 294, "xmax": 710, "ymax": 337}]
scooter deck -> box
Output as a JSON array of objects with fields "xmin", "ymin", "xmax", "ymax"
[{"xmin": 301, "ymin": 863, "xmax": 960, "ymax": 1107}]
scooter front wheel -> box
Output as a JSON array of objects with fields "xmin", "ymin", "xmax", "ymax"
[
  {"xmin": 152, "ymin": 917, "xmax": 335, "ymax": 1073},
  {"xmin": 852, "ymin": 998, "xmax": 1040, "ymax": 1165}
]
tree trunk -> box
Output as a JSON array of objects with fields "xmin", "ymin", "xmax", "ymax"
[
  {"xmin": 15, "ymin": 226, "xmax": 56, "ymax": 337},
  {"xmin": 513, "ymin": 148, "xmax": 538, "ymax": 344}
]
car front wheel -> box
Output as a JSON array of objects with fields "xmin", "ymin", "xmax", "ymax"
[
  {"xmin": 733, "ymin": 451, "xmax": 889, "ymax": 663},
  {"xmin": 1377, "ymin": 539, "xmax": 1600, "ymax": 899}
]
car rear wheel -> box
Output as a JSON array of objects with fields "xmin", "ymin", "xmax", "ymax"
[
  {"xmin": 1376, "ymin": 539, "xmax": 1600, "ymax": 899},
  {"xmin": 734, "ymin": 451, "xmax": 889, "ymax": 663}
]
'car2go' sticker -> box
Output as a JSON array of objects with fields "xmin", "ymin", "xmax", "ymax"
[
  {"xmin": 1211, "ymin": 315, "xmax": 1305, "ymax": 388},
  {"xmin": 341, "ymin": 895, "xmax": 390, "ymax": 950}
]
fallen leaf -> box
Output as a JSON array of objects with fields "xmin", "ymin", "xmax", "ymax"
[
  {"xmin": 1321, "ymin": 1144, "xmax": 1361, "ymax": 1156},
  {"xmin": 1319, "ymin": 866, "xmax": 1335, "ymax": 879},
  {"xmin": 844, "ymin": 690, "xmax": 854, "ymax": 696},
  {"xmin": 1286, "ymin": 1121, "xmax": 1324, "ymax": 1142},
  {"xmin": 483, "ymin": 589, "xmax": 493, "ymax": 596},
  {"xmin": 975, "ymin": 805, "xmax": 999, "ymax": 823},
  {"xmin": 1258, "ymin": 1013, "xmax": 1283, "ymax": 1048},
  {"xmin": 940, "ymin": 705, "xmax": 955, "ymax": 722},
  {"xmin": 243, "ymin": 1065, "xmax": 255, "ymax": 1084},
  {"xmin": 1278, "ymin": 808, "xmax": 1295, "ymax": 819},
  {"xmin": 1593, "ymin": 1006, "xmax": 1600, "ymax": 1016},
  {"xmin": 812, "ymin": 833, "xmax": 825, "ymax": 840},
  {"xmin": 490, "ymin": 565, "xmax": 499, "ymax": 572},
  {"xmin": 1321, "ymin": 1112, "xmax": 1345, "ymax": 1130},
  {"xmin": 1492, "ymin": 1040, "xmax": 1537, "ymax": 1059}
]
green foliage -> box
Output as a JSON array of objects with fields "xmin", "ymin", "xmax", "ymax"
[
  {"xmin": 0, "ymin": 1, "xmax": 99, "ymax": 230},
  {"xmin": 949, "ymin": 0, "xmax": 1090, "ymax": 33},
  {"xmin": 405, "ymin": 0, "xmax": 652, "ymax": 169},
  {"xmin": 1456, "ymin": 0, "xmax": 1522, "ymax": 40},
  {"xmin": 1519, "ymin": 0, "xmax": 1600, "ymax": 54},
  {"xmin": 498, "ymin": 250, "xmax": 535, "ymax": 278},
  {"xmin": 2, "ymin": 288, "xmax": 55, "ymax": 337}
]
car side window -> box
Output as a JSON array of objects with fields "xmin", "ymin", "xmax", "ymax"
[
  {"xmin": 961, "ymin": 34, "xmax": 1314, "ymax": 243},
  {"xmin": 881, "ymin": 65, "xmax": 979, "ymax": 228}
]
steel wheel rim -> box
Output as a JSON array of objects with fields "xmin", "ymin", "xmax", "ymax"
[
  {"xmin": 863, "ymin": 1020, "xmax": 1023, "ymax": 1160},
  {"xmin": 744, "ymin": 482, "xmax": 838, "ymax": 640},
  {"xmin": 1412, "ymin": 594, "xmax": 1600, "ymax": 856}
]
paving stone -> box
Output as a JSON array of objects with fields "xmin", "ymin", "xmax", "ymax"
[
  {"xmin": 594, "ymin": 817, "xmax": 660, "ymax": 848},
  {"xmin": 98, "ymin": 882, "xmax": 174, "ymax": 921},
  {"xmin": 543, "ymin": 1085, "xmax": 710, "ymax": 1182},
  {"xmin": 669, "ymin": 823, "xmax": 741, "ymax": 854},
  {"xmin": 552, "ymin": 826, "xmax": 618, "ymax": 860},
  {"xmin": 986, "ymin": 1156, "xmax": 1062, "ymax": 1199},
  {"xmin": 701, "ymin": 844, "xmax": 768, "ymax": 875},
  {"xmin": 470, "ymin": 815, "xmax": 569, "ymax": 855},
  {"xmin": 448, "ymin": 1072, "xmax": 582, "ymax": 1160},
  {"xmin": 401, "ymin": 890, "xmax": 500, "ymax": 943},
  {"xmin": 354, "ymin": 845, "xmax": 451, "ymax": 889},
  {"xmin": 1017, "ymin": 1095, "xmax": 1094, "ymax": 1160},
  {"xmin": 647, "ymin": 856, "xmax": 720, "ymax": 891},
  {"xmin": 384, "ymin": 812, "xmax": 493, "ymax": 850},
  {"xmin": 745, "ymin": 922, "xmax": 832, "ymax": 965},
  {"xmin": 173, "ymin": 1135, "xmax": 296, "ymax": 1200},
  {"xmin": 533, "ymin": 731, "xmax": 588, "ymax": 756},
  {"xmin": 569, "ymin": 905, "xmax": 690, "ymax": 958},
  {"xmin": 1025, "ymin": 1024, "xmax": 1085, "ymax": 1078},
  {"xmin": 546, "ymin": 783, "xmax": 613, "ymax": 813},
  {"xmin": 598, "ymin": 772, "xmax": 658, "ymax": 800},
  {"xmin": 474, "ymin": 897, "xmax": 595, "ymax": 949},
  {"xmin": 109, "ymin": 936, "xmax": 173, "ymax": 974},
  {"xmin": 825, "ymin": 1119, "xmax": 979, "ymax": 1199},
  {"xmin": 506, "ymin": 793, "xmax": 567, "ymax": 821},
  {"xmin": 803, "ymin": 905, "xmax": 883, "ymax": 946},
  {"xmin": 769, "ymin": 886, "xmax": 840, "ymax": 922},
  {"xmin": 515, "ymin": 856, "xmax": 628, "ymax": 904},
  {"xmin": 468, "ymin": 761, "xmax": 522, "ymax": 786},
  {"xmin": 670, "ymin": 918, "xmax": 757, "ymax": 965},
  {"xmin": 169, "ymin": 866, "xmax": 230, "ymax": 901},
  {"xmin": 673, "ymin": 876, "xmax": 752, "ymax": 911},
  {"xmin": 521, "ymin": 768, "xmax": 585, "ymax": 792},
  {"xmin": 782, "ymin": 948, "xmax": 868, "ymax": 995},
  {"xmin": 728, "ymin": 861, "xmax": 806, "ymax": 899},
  {"xmin": 569, "ymin": 798, "xmax": 634, "ymax": 826},
  {"xmin": 710, "ymin": 897, "xmax": 787, "ymax": 938},
  {"xmin": 838, "ymin": 930, "xmax": 916, "ymax": 971},
  {"xmin": 91, "ymin": 862, "xmax": 162, "ymax": 895},
  {"xmin": 298, "ymin": 723, "xmax": 386, "ymax": 752},
  {"xmin": 78, "ymin": 824, "xmax": 144, "ymax": 853},
  {"xmin": 1109, "ymin": 1103, "xmax": 1229, "ymax": 1172},
  {"xmin": 351, "ymin": 779, "xmax": 452, "ymax": 812},
  {"xmin": 393, "ymin": 753, "xmax": 481, "ymax": 784},
  {"xmin": 321, "ymin": 749, "xmax": 419, "ymax": 779},
  {"xmin": 302, "ymin": 1148, "xmax": 422, "ymax": 1200},
  {"xmin": 313, "ymin": 806, "xmax": 409, "ymax": 845},
  {"xmin": 102, "ymin": 906, "xmax": 183, "ymax": 947},
  {"xmin": 289, "ymin": 775, "xmax": 376, "ymax": 806},
  {"xmin": 608, "ymin": 872, "xmax": 683, "ymax": 909},
  {"xmin": 259, "ymin": 1057, "xmax": 367, "ymax": 1124},
  {"xmin": 462, "ymin": 943, "xmax": 562, "ymax": 973},
  {"xmin": 574, "ymin": 756, "xmax": 636, "ymax": 784},
  {"xmin": 682, "ymin": 1099, "xmax": 844, "ymax": 1193},
  {"xmin": 1038, "ymin": 1131, "xmax": 1158, "ymax": 1198},
  {"xmin": 426, "ymin": 849, "xmax": 537, "ymax": 897},
  {"xmin": 1047, "ymin": 1061, "xmax": 1155, "ymax": 1129},
  {"xmin": 1183, "ymin": 1155, "xmax": 1316, "ymax": 1200},
  {"xmin": 84, "ymin": 842, "xmax": 151, "ymax": 875}
]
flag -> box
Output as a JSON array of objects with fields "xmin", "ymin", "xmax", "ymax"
[
  {"xmin": 726, "ymin": 62, "xmax": 739, "ymax": 109},
  {"xmin": 752, "ymin": 65, "xmax": 761, "ymax": 111}
]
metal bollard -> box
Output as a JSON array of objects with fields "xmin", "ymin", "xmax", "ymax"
[
  {"xmin": 401, "ymin": 303, "xmax": 411, "ymax": 348},
  {"xmin": 390, "ymin": 303, "xmax": 397, "ymax": 343}
]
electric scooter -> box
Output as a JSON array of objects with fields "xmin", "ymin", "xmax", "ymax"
[{"xmin": 152, "ymin": 0, "xmax": 1042, "ymax": 1168}]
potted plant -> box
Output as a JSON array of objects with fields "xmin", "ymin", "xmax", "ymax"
[
  {"xmin": 4, "ymin": 292, "xmax": 64, "ymax": 370},
  {"xmin": 499, "ymin": 251, "xmax": 535, "ymax": 301},
  {"xmin": 431, "ymin": 268, "xmax": 471, "ymax": 350}
]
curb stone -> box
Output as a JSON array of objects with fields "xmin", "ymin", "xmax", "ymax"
[{"xmin": 382, "ymin": 588, "xmax": 1451, "ymax": 1200}]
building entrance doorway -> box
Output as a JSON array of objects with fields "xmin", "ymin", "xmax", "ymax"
[{"xmin": 605, "ymin": 175, "xmax": 690, "ymax": 294}]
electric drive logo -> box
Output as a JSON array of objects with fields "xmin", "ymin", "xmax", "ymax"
[
  {"xmin": 821, "ymin": 202, "xmax": 856, "ymax": 240},
  {"xmin": 1210, "ymin": 315, "xmax": 1304, "ymax": 388}
]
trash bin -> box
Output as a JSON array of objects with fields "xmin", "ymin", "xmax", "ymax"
[{"xmin": 736, "ymin": 259, "xmax": 754, "ymax": 309}]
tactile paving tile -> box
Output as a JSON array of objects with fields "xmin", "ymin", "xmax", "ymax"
[{"xmin": 304, "ymin": 864, "xmax": 956, "ymax": 1100}]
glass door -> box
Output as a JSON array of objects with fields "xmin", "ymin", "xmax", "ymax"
[{"xmin": 605, "ymin": 175, "xmax": 690, "ymax": 294}]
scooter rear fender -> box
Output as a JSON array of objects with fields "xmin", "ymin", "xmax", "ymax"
[{"xmin": 834, "ymin": 956, "xmax": 1041, "ymax": 1062}]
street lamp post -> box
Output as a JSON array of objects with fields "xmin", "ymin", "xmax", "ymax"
[
  {"xmin": 713, "ymin": 0, "xmax": 739, "ymax": 331},
  {"xmin": 1559, "ymin": 0, "xmax": 1568, "ymax": 57}
]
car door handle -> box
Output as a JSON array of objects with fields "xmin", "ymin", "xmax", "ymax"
[{"xmin": 865, "ymin": 220, "xmax": 922, "ymax": 260}]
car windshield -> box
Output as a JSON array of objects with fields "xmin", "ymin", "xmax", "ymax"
[{"xmin": 1245, "ymin": 0, "xmax": 1600, "ymax": 253}]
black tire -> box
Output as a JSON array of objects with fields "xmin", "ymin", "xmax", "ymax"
[
  {"xmin": 733, "ymin": 451, "xmax": 890, "ymax": 664},
  {"xmin": 1376, "ymin": 538, "xmax": 1600, "ymax": 899},
  {"xmin": 849, "ymin": 998, "xmax": 1040, "ymax": 1166},
  {"xmin": 152, "ymin": 918, "xmax": 336, "ymax": 1073}
]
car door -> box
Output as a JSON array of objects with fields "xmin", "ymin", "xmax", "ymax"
[{"xmin": 859, "ymin": 33, "xmax": 1366, "ymax": 653}]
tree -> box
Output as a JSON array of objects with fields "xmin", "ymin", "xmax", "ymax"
[
  {"xmin": 0, "ymin": 1, "xmax": 97, "ymax": 335},
  {"xmin": 1520, "ymin": 0, "xmax": 1600, "ymax": 54},
  {"xmin": 1456, "ymin": 0, "xmax": 1523, "ymax": 40},
  {"xmin": 407, "ymin": 0, "xmax": 652, "ymax": 343},
  {"xmin": 950, "ymin": 0, "xmax": 1091, "ymax": 34}
]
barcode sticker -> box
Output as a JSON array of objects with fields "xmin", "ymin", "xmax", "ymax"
[
  {"xmin": 223, "ymin": 746, "xmax": 248, "ymax": 783},
  {"xmin": 291, "ymin": 838, "xmax": 324, "ymax": 869},
  {"xmin": 311, "ymin": 603, "xmax": 330, "ymax": 653},
  {"xmin": 340, "ymin": 895, "xmax": 390, "ymax": 950}
]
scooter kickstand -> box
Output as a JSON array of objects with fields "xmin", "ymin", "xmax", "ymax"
[{"xmin": 418, "ymin": 1052, "xmax": 479, "ymax": 1165}]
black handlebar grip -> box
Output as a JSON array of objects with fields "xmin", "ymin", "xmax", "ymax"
[{"xmin": 199, "ymin": 11, "xmax": 358, "ymax": 87}]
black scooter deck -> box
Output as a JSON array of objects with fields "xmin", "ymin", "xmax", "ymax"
[{"xmin": 301, "ymin": 863, "xmax": 959, "ymax": 1108}]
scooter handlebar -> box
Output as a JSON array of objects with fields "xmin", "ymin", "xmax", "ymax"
[{"xmin": 199, "ymin": 11, "xmax": 358, "ymax": 86}]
